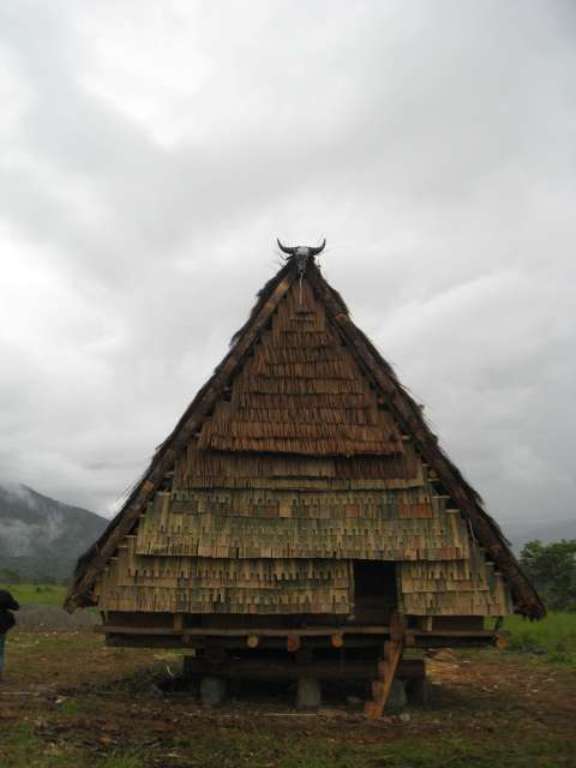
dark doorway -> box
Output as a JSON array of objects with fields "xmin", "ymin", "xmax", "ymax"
[{"xmin": 353, "ymin": 561, "xmax": 397, "ymax": 624}]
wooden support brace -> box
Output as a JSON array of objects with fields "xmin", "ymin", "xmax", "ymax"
[{"xmin": 365, "ymin": 612, "xmax": 406, "ymax": 719}]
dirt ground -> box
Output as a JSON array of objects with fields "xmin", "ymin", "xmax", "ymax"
[
  {"xmin": 1, "ymin": 626, "xmax": 575, "ymax": 768},
  {"xmin": 14, "ymin": 604, "xmax": 99, "ymax": 630}
]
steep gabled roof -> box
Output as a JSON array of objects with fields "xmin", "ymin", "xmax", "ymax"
[{"xmin": 65, "ymin": 255, "xmax": 544, "ymax": 618}]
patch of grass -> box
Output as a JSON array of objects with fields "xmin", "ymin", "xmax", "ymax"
[
  {"xmin": 504, "ymin": 611, "xmax": 576, "ymax": 665},
  {"xmin": 0, "ymin": 724, "xmax": 85, "ymax": 768},
  {"xmin": 99, "ymin": 752, "xmax": 145, "ymax": 768},
  {"xmin": 0, "ymin": 725, "xmax": 145, "ymax": 768},
  {"xmin": 1, "ymin": 725, "xmax": 573, "ymax": 768},
  {"xmin": 0, "ymin": 583, "xmax": 67, "ymax": 607},
  {"xmin": 371, "ymin": 734, "xmax": 575, "ymax": 768},
  {"xmin": 163, "ymin": 730, "xmax": 576, "ymax": 768},
  {"xmin": 58, "ymin": 697, "xmax": 81, "ymax": 716}
]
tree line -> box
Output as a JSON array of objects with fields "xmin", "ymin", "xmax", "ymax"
[{"xmin": 520, "ymin": 539, "xmax": 576, "ymax": 611}]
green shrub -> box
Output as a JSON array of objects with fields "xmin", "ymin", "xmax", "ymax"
[
  {"xmin": 504, "ymin": 611, "xmax": 576, "ymax": 665},
  {"xmin": 520, "ymin": 539, "xmax": 576, "ymax": 611}
]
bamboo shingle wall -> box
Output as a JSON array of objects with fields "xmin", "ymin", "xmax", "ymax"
[
  {"xmin": 92, "ymin": 274, "xmax": 515, "ymax": 619},
  {"xmin": 174, "ymin": 445, "xmax": 422, "ymax": 489},
  {"xmin": 133, "ymin": 489, "xmax": 470, "ymax": 561},
  {"xmin": 399, "ymin": 560, "xmax": 511, "ymax": 615},
  {"xmin": 198, "ymin": 283, "xmax": 403, "ymax": 456},
  {"xmin": 95, "ymin": 540, "xmax": 353, "ymax": 613}
]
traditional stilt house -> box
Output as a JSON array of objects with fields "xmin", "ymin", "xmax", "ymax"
[{"xmin": 66, "ymin": 242, "xmax": 543, "ymax": 714}]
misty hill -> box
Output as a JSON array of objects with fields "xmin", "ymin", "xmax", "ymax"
[{"xmin": 0, "ymin": 483, "xmax": 107, "ymax": 582}]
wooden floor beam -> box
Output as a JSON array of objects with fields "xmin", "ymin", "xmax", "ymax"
[
  {"xmin": 96, "ymin": 624, "xmax": 496, "ymax": 639},
  {"xmin": 176, "ymin": 658, "xmax": 424, "ymax": 683}
]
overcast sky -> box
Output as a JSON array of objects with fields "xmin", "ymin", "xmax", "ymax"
[{"xmin": 1, "ymin": 0, "xmax": 575, "ymax": 533}]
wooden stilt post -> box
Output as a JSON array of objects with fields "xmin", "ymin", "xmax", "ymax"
[{"xmin": 365, "ymin": 611, "xmax": 406, "ymax": 719}]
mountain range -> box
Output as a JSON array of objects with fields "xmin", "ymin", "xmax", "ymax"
[{"xmin": 0, "ymin": 483, "xmax": 107, "ymax": 582}]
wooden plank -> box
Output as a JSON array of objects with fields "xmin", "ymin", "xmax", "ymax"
[
  {"xmin": 365, "ymin": 637, "xmax": 403, "ymax": 719},
  {"xmin": 96, "ymin": 624, "xmax": 392, "ymax": 637},
  {"xmin": 365, "ymin": 612, "xmax": 405, "ymax": 719},
  {"xmin": 96, "ymin": 624, "xmax": 496, "ymax": 639},
  {"xmin": 104, "ymin": 631, "xmax": 495, "ymax": 651},
  {"xmin": 414, "ymin": 629, "xmax": 495, "ymax": 638}
]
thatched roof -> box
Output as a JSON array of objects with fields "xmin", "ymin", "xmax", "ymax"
[{"xmin": 65, "ymin": 252, "xmax": 544, "ymax": 619}]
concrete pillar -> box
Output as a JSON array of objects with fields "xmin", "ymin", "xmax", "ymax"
[
  {"xmin": 200, "ymin": 676, "xmax": 227, "ymax": 708},
  {"xmin": 296, "ymin": 676, "xmax": 322, "ymax": 710}
]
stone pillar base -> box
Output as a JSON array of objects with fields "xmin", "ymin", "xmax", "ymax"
[
  {"xmin": 296, "ymin": 676, "xmax": 322, "ymax": 710},
  {"xmin": 385, "ymin": 678, "xmax": 407, "ymax": 713},
  {"xmin": 200, "ymin": 676, "xmax": 227, "ymax": 708}
]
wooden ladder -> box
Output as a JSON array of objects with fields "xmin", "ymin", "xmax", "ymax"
[{"xmin": 365, "ymin": 613, "xmax": 405, "ymax": 719}]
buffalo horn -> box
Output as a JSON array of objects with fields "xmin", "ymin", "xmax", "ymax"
[
  {"xmin": 276, "ymin": 238, "xmax": 297, "ymax": 255},
  {"xmin": 308, "ymin": 239, "xmax": 326, "ymax": 256}
]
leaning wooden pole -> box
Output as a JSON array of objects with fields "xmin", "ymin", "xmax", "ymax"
[{"xmin": 365, "ymin": 612, "xmax": 406, "ymax": 719}]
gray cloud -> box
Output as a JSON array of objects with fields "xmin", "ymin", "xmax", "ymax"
[{"xmin": 0, "ymin": 0, "xmax": 575, "ymax": 533}]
